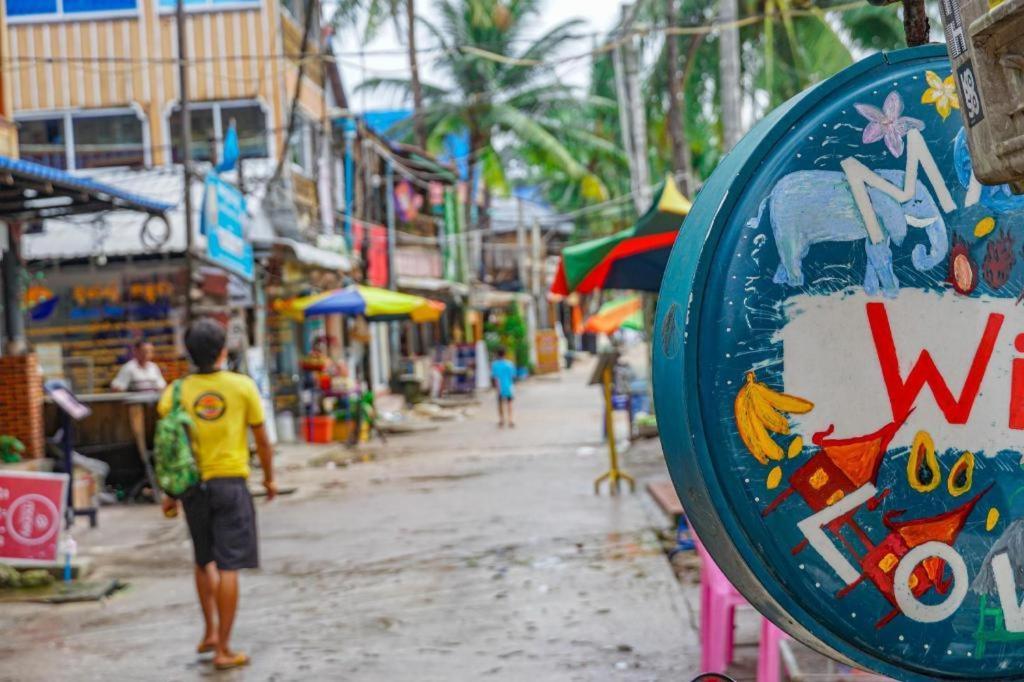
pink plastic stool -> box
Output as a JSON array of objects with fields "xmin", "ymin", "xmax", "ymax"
[
  {"xmin": 757, "ymin": 619, "xmax": 787, "ymax": 682},
  {"xmin": 693, "ymin": 533, "xmax": 789, "ymax": 681},
  {"xmin": 695, "ymin": 534, "xmax": 749, "ymax": 673}
]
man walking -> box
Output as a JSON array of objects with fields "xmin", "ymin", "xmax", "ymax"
[
  {"xmin": 490, "ymin": 347, "xmax": 516, "ymax": 428},
  {"xmin": 159, "ymin": 319, "xmax": 276, "ymax": 670}
]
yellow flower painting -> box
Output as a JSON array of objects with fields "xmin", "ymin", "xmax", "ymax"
[{"xmin": 921, "ymin": 71, "xmax": 960, "ymax": 119}]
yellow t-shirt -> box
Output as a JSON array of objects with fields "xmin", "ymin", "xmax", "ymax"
[{"xmin": 157, "ymin": 370, "xmax": 265, "ymax": 480}]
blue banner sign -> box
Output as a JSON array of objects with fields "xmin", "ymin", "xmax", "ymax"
[
  {"xmin": 201, "ymin": 173, "xmax": 253, "ymax": 281},
  {"xmin": 654, "ymin": 45, "xmax": 1024, "ymax": 680}
]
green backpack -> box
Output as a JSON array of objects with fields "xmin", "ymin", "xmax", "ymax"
[{"xmin": 153, "ymin": 380, "xmax": 200, "ymax": 497}]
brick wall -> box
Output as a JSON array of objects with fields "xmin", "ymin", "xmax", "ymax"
[{"xmin": 0, "ymin": 354, "xmax": 43, "ymax": 458}]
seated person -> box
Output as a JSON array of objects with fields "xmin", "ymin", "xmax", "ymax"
[{"xmin": 112, "ymin": 341, "xmax": 167, "ymax": 392}]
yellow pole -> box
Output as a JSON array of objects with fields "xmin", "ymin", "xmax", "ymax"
[
  {"xmin": 594, "ymin": 363, "xmax": 635, "ymax": 494},
  {"xmin": 604, "ymin": 366, "xmax": 619, "ymax": 471}
]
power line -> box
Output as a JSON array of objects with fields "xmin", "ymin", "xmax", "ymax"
[
  {"xmin": 271, "ymin": 0, "xmax": 318, "ymax": 184},
  {"xmin": 0, "ymin": 1, "xmax": 893, "ymax": 72}
]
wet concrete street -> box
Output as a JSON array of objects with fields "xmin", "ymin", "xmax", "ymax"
[{"xmin": 0, "ymin": 355, "xmax": 700, "ymax": 681}]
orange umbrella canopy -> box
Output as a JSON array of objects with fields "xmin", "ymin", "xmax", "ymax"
[{"xmin": 583, "ymin": 297, "xmax": 643, "ymax": 334}]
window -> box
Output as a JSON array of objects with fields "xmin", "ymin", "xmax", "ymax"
[
  {"xmin": 221, "ymin": 103, "xmax": 268, "ymax": 160},
  {"xmin": 288, "ymin": 113, "xmax": 314, "ymax": 175},
  {"xmin": 19, "ymin": 118, "xmax": 66, "ymax": 169},
  {"xmin": 169, "ymin": 108, "xmax": 215, "ymax": 163},
  {"xmin": 279, "ymin": 0, "xmax": 301, "ymax": 22},
  {"xmin": 18, "ymin": 110, "xmax": 146, "ymax": 170},
  {"xmin": 73, "ymin": 113, "xmax": 145, "ymax": 169},
  {"xmin": 157, "ymin": 0, "xmax": 259, "ymax": 11},
  {"xmin": 169, "ymin": 101, "xmax": 268, "ymax": 164},
  {"xmin": 6, "ymin": 0, "xmax": 135, "ymax": 19}
]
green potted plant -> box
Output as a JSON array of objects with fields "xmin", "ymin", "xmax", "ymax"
[
  {"xmin": 0, "ymin": 436, "xmax": 25, "ymax": 464},
  {"xmin": 333, "ymin": 401, "xmax": 357, "ymax": 442}
]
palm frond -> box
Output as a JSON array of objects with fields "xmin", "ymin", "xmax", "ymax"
[
  {"xmin": 491, "ymin": 104, "xmax": 588, "ymax": 180},
  {"xmin": 356, "ymin": 77, "xmax": 450, "ymax": 101}
]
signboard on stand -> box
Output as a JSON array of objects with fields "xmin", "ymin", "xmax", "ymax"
[
  {"xmin": 654, "ymin": 46, "xmax": 1024, "ymax": 680},
  {"xmin": 0, "ymin": 471, "xmax": 69, "ymax": 565},
  {"xmin": 245, "ymin": 346, "xmax": 278, "ymax": 445},
  {"xmin": 534, "ymin": 330, "xmax": 560, "ymax": 374},
  {"xmin": 202, "ymin": 174, "xmax": 254, "ymax": 281}
]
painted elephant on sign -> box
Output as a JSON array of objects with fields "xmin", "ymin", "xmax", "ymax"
[{"xmin": 747, "ymin": 169, "xmax": 949, "ymax": 298}]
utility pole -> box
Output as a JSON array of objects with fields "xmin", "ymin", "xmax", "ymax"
[
  {"xmin": 1, "ymin": 225, "xmax": 25, "ymax": 354},
  {"xmin": 386, "ymin": 162, "xmax": 397, "ymax": 292},
  {"xmin": 385, "ymin": 161, "xmax": 400, "ymax": 378},
  {"xmin": 718, "ymin": 0, "xmax": 743, "ymax": 151},
  {"xmin": 343, "ymin": 122, "xmax": 356, "ymax": 243},
  {"xmin": 530, "ymin": 218, "xmax": 543, "ymax": 324},
  {"xmin": 405, "ymin": 0, "xmax": 427, "ymax": 149},
  {"xmin": 176, "ymin": 0, "xmax": 195, "ymax": 325},
  {"xmin": 459, "ymin": 187, "xmax": 470, "ymax": 286},
  {"xmin": 515, "ymin": 195, "xmax": 527, "ymax": 291}
]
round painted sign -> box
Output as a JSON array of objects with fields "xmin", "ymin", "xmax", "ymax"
[{"xmin": 654, "ymin": 45, "xmax": 1024, "ymax": 680}]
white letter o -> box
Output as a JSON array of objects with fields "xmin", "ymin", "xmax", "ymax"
[{"xmin": 893, "ymin": 541, "xmax": 968, "ymax": 624}]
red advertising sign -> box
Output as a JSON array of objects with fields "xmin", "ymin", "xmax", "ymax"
[
  {"xmin": 351, "ymin": 221, "xmax": 390, "ymax": 288},
  {"xmin": 0, "ymin": 471, "xmax": 68, "ymax": 565}
]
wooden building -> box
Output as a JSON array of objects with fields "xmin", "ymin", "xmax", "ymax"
[{"xmin": 3, "ymin": 0, "xmax": 330, "ymax": 227}]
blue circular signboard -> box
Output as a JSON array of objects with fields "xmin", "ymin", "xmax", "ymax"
[{"xmin": 654, "ymin": 45, "xmax": 1024, "ymax": 680}]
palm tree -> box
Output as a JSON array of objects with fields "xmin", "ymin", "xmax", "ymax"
[
  {"xmin": 745, "ymin": 0, "xmax": 906, "ymax": 109},
  {"xmin": 534, "ymin": 0, "xmax": 907, "ymax": 236},
  {"xmin": 719, "ymin": 0, "xmax": 743, "ymax": 150},
  {"xmin": 650, "ymin": 0, "xmax": 906, "ymax": 172},
  {"xmin": 332, "ymin": 0, "xmax": 428, "ymax": 147},
  {"xmin": 360, "ymin": 0, "xmax": 608, "ymax": 202}
]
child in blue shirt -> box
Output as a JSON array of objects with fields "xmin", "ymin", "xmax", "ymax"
[{"xmin": 490, "ymin": 347, "xmax": 517, "ymax": 428}]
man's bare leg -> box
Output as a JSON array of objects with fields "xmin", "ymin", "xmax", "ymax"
[
  {"xmin": 213, "ymin": 570, "xmax": 245, "ymax": 665},
  {"xmin": 507, "ymin": 399, "xmax": 515, "ymax": 428},
  {"xmin": 194, "ymin": 563, "xmax": 219, "ymax": 653},
  {"xmin": 497, "ymin": 397, "xmax": 505, "ymax": 427}
]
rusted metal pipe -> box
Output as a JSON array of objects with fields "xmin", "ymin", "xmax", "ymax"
[{"xmin": 902, "ymin": 0, "xmax": 931, "ymax": 47}]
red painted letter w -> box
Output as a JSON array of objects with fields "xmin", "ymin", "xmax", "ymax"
[{"xmin": 866, "ymin": 302, "xmax": 1003, "ymax": 424}]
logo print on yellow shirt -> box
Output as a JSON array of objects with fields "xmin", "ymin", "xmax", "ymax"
[{"xmin": 193, "ymin": 392, "xmax": 227, "ymax": 421}]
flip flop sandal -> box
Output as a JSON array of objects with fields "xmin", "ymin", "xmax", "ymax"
[
  {"xmin": 214, "ymin": 653, "xmax": 250, "ymax": 670},
  {"xmin": 197, "ymin": 642, "xmax": 218, "ymax": 655}
]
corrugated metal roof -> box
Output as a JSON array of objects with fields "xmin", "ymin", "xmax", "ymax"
[
  {"xmin": 0, "ymin": 155, "xmax": 173, "ymax": 214},
  {"xmin": 22, "ymin": 162, "xmax": 268, "ymax": 262},
  {"xmin": 22, "ymin": 162, "xmax": 351, "ymax": 273}
]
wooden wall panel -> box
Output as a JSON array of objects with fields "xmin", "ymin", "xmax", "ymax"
[
  {"xmin": 6, "ymin": 5, "xmax": 318, "ymax": 169},
  {"xmin": 10, "ymin": 19, "xmax": 148, "ymax": 111}
]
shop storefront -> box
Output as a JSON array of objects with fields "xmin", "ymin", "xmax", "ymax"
[
  {"xmin": 258, "ymin": 237, "xmax": 351, "ymax": 440},
  {"xmin": 24, "ymin": 263, "xmax": 188, "ymax": 392}
]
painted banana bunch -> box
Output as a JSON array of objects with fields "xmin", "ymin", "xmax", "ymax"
[{"xmin": 734, "ymin": 372, "xmax": 814, "ymax": 464}]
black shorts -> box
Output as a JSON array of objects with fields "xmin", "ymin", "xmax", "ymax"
[
  {"xmin": 497, "ymin": 394, "xmax": 513, "ymax": 403},
  {"xmin": 181, "ymin": 478, "xmax": 259, "ymax": 571}
]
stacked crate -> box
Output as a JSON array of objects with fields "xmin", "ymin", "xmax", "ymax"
[{"xmin": 0, "ymin": 354, "xmax": 43, "ymax": 458}]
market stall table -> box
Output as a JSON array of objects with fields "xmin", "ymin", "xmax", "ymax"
[{"xmin": 43, "ymin": 391, "xmax": 162, "ymax": 501}]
